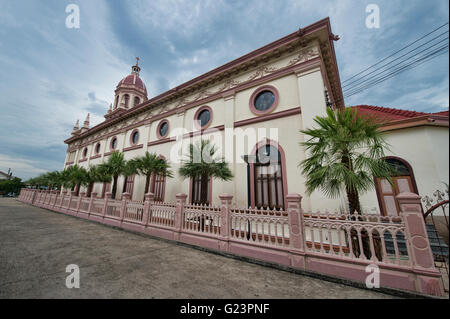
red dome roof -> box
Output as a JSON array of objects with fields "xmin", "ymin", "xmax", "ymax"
[{"xmin": 117, "ymin": 74, "xmax": 147, "ymax": 94}]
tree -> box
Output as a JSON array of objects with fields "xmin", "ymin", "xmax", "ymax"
[
  {"xmin": 300, "ymin": 107, "xmax": 395, "ymax": 214},
  {"xmin": 99, "ymin": 151, "xmax": 127, "ymax": 199},
  {"xmin": 0, "ymin": 177, "xmax": 23, "ymax": 195},
  {"xmin": 132, "ymin": 152, "xmax": 173, "ymax": 199},
  {"xmin": 179, "ymin": 140, "xmax": 233, "ymax": 204},
  {"xmin": 82, "ymin": 165, "xmax": 111, "ymax": 197}
]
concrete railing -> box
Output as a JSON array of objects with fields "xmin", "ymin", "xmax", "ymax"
[{"xmin": 17, "ymin": 188, "xmax": 444, "ymax": 296}]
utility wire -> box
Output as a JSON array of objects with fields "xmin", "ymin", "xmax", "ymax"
[
  {"xmin": 343, "ymin": 38, "xmax": 449, "ymax": 95},
  {"xmin": 342, "ymin": 32, "xmax": 449, "ymax": 89},
  {"xmin": 341, "ymin": 22, "xmax": 449, "ymax": 85},
  {"xmin": 344, "ymin": 46, "xmax": 449, "ymax": 99},
  {"xmin": 330, "ymin": 22, "xmax": 450, "ymax": 105}
]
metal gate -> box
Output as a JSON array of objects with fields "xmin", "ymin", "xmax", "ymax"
[{"xmin": 422, "ymin": 184, "xmax": 449, "ymax": 293}]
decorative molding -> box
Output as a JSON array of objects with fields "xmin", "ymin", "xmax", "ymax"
[
  {"xmin": 235, "ymin": 107, "xmax": 301, "ymax": 128},
  {"xmin": 89, "ymin": 154, "xmax": 101, "ymax": 160},
  {"xmin": 123, "ymin": 144, "xmax": 144, "ymax": 153}
]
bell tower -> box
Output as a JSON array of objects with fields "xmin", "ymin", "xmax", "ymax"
[{"xmin": 107, "ymin": 58, "xmax": 148, "ymax": 119}]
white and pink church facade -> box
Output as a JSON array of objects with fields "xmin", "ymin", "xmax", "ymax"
[{"xmin": 63, "ymin": 17, "xmax": 449, "ymax": 218}]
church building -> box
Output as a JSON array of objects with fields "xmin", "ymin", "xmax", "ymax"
[{"xmin": 63, "ymin": 17, "xmax": 449, "ymax": 216}]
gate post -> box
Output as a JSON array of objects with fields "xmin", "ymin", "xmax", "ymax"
[
  {"xmin": 88, "ymin": 192, "xmax": 97, "ymax": 216},
  {"xmin": 286, "ymin": 194, "xmax": 306, "ymax": 269},
  {"xmin": 120, "ymin": 193, "xmax": 131, "ymax": 223},
  {"xmin": 219, "ymin": 194, "xmax": 233, "ymax": 252},
  {"xmin": 102, "ymin": 192, "xmax": 112, "ymax": 219},
  {"xmin": 174, "ymin": 193, "xmax": 187, "ymax": 241},
  {"xmin": 397, "ymin": 192, "xmax": 443, "ymax": 296},
  {"xmin": 142, "ymin": 193, "xmax": 154, "ymax": 227},
  {"xmin": 77, "ymin": 192, "xmax": 85, "ymax": 213},
  {"xmin": 31, "ymin": 189, "xmax": 37, "ymax": 205}
]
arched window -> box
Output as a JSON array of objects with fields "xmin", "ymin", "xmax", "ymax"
[
  {"xmin": 134, "ymin": 96, "xmax": 140, "ymax": 107},
  {"xmin": 253, "ymin": 145, "xmax": 284, "ymax": 210},
  {"xmin": 151, "ymin": 157, "xmax": 168, "ymax": 202},
  {"xmin": 122, "ymin": 174, "xmax": 135, "ymax": 199},
  {"xmin": 124, "ymin": 94, "xmax": 130, "ymax": 108},
  {"xmin": 114, "ymin": 95, "xmax": 119, "ymax": 109},
  {"xmin": 375, "ymin": 157, "xmax": 419, "ymax": 216},
  {"xmin": 95, "ymin": 143, "xmax": 101, "ymax": 154},
  {"xmin": 190, "ymin": 175, "xmax": 212, "ymax": 205}
]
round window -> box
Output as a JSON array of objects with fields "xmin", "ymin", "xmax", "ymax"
[
  {"xmin": 132, "ymin": 131, "xmax": 139, "ymax": 145},
  {"xmin": 111, "ymin": 137, "xmax": 117, "ymax": 150},
  {"xmin": 197, "ymin": 109, "xmax": 211, "ymax": 127},
  {"xmin": 159, "ymin": 121, "xmax": 169, "ymax": 138},
  {"xmin": 95, "ymin": 143, "xmax": 101, "ymax": 154},
  {"xmin": 254, "ymin": 91, "xmax": 275, "ymax": 112}
]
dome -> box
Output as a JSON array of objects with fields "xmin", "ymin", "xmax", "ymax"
[{"xmin": 116, "ymin": 73, "xmax": 147, "ymax": 95}]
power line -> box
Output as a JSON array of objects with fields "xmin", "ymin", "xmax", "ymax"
[
  {"xmin": 330, "ymin": 22, "xmax": 450, "ymax": 105},
  {"xmin": 344, "ymin": 46, "xmax": 449, "ymax": 99},
  {"xmin": 343, "ymin": 38, "xmax": 449, "ymax": 95},
  {"xmin": 341, "ymin": 22, "xmax": 449, "ymax": 85},
  {"xmin": 342, "ymin": 32, "xmax": 449, "ymax": 89}
]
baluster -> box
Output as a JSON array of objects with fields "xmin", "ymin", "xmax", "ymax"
[{"xmin": 393, "ymin": 231, "xmax": 400, "ymax": 265}]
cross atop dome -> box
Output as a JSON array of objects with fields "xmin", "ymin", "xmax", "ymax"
[{"xmin": 131, "ymin": 57, "xmax": 141, "ymax": 75}]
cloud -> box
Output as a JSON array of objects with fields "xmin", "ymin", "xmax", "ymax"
[{"xmin": 0, "ymin": 154, "xmax": 49, "ymax": 180}]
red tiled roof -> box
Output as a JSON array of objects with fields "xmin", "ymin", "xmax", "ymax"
[
  {"xmin": 351, "ymin": 105, "xmax": 449, "ymax": 124},
  {"xmin": 351, "ymin": 105, "xmax": 429, "ymax": 122},
  {"xmin": 433, "ymin": 110, "xmax": 449, "ymax": 117}
]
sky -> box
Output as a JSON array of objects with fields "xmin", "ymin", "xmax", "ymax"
[{"xmin": 0, "ymin": 0, "xmax": 448, "ymax": 180}]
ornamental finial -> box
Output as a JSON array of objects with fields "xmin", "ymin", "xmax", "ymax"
[{"xmin": 131, "ymin": 57, "xmax": 141, "ymax": 75}]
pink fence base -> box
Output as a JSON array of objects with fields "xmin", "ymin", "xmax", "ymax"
[{"xmin": 17, "ymin": 188, "xmax": 444, "ymax": 297}]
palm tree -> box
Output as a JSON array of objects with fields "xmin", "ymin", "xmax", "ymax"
[
  {"xmin": 82, "ymin": 165, "xmax": 111, "ymax": 197},
  {"xmin": 69, "ymin": 165, "xmax": 87, "ymax": 196},
  {"xmin": 179, "ymin": 140, "xmax": 233, "ymax": 204},
  {"xmin": 132, "ymin": 152, "xmax": 173, "ymax": 199},
  {"xmin": 99, "ymin": 151, "xmax": 127, "ymax": 199},
  {"xmin": 300, "ymin": 107, "xmax": 395, "ymax": 214}
]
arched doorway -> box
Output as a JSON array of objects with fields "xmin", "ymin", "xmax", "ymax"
[
  {"xmin": 375, "ymin": 157, "xmax": 420, "ymax": 216},
  {"xmin": 249, "ymin": 140, "xmax": 288, "ymax": 210}
]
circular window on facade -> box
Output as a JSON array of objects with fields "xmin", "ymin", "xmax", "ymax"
[
  {"xmin": 95, "ymin": 143, "xmax": 101, "ymax": 154},
  {"xmin": 111, "ymin": 137, "xmax": 118, "ymax": 150},
  {"xmin": 250, "ymin": 85, "xmax": 279, "ymax": 115},
  {"xmin": 131, "ymin": 130, "xmax": 139, "ymax": 145},
  {"xmin": 157, "ymin": 120, "xmax": 169, "ymax": 139},
  {"xmin": 255, "ymin": 91, "xmax": 275, "ymax": 111},
  {"xmin": 194, "ymin": 106, "xmax": 212, "ymax": 129}
]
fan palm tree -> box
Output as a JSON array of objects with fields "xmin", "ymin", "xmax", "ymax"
[
  {"xmin": 70, "ymin": 165, "xmax": 88, "ymax": 196},
  {"xmin": 300, "ymin": 107, "xmax": 395, "ymax": 214},
  {"xmin": 132, "ymin": 152, "xmax": 173, "ymax": 199},
  {"xmin": 82, "ymin": 165, "xmax": 111, "ymax": 197},
  {"xmin": 99, "ymin": 151, "xmax": 127, "ymax": 199},
  {"xmin": 179, "ymin": 140, "xmax": 233, "ymax": 204}
]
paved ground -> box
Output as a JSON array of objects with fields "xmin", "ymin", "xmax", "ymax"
[{"xmin": 0, "ymin": 198, "xmax": 398, "ymax": 299}]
